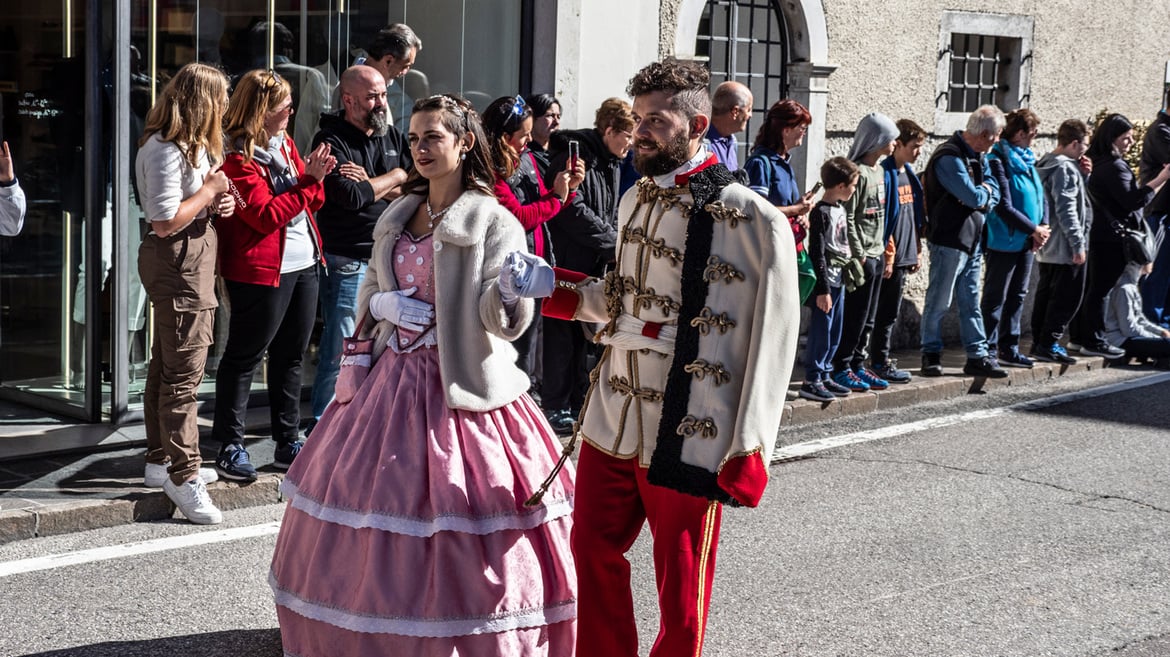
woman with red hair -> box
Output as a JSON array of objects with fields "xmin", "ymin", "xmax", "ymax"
[{"xmin": 743, "ymin": 99, "xmax": 817, "ymax": 249}]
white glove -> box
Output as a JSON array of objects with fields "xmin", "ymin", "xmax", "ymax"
[
  {"xmin": 369, "ymin": 287, "xmax": 435, "ymax": 332},
  {"xmin": 498, "ymin": 251, "xmax": 555, "ymax": 306}
]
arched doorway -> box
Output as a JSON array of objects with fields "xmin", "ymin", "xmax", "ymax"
[
  {"xmin": 675, "ymin": 0, "xmax": 833, "ymax": 188},
  {"xmin": 695, "ymin": 0, "xmax": 788, "ymax": 164}
]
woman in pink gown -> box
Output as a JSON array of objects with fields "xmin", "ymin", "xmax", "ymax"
[{"xmin": 269, "ymin": 94, "xmax": 576, "ymax": 657}]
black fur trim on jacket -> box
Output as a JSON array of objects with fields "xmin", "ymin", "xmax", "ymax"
[{"xmin": 646, "ymin": 163, "xmax": 740, "ymax": 505}]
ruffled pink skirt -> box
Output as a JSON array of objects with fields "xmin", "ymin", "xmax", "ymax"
[{"xmin": 270, "ymin": 346, "xmax": 576, "ymax": 657}]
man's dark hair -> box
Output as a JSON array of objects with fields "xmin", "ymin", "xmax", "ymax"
[
  {"xmin": 1056, "ymin": 119, "xmax": 1089, "ymax": 147},
  {"xmin": 626, "ymin": 58, "xmax": 711, "ymax": 122},
  {"xmin": 367, "ymin": 23, "xmax": 422, "ymax": 61},
  {"xmin": 896, "ymin": 118, "xmax": 927, "ymax": 145},
  {"xmin": 820, "ymin": 156, "xmax": 859, "ymax": 189}
]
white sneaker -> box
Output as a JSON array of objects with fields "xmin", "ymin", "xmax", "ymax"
[
  {"xmin": 144, "ymin": 462, "xmax": 219, "ymax": 488},
  {"xmin": 163, "ymin": 477, "xmax": 224, "ymax": 525}
]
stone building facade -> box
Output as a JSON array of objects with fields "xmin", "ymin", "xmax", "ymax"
[{"xmin": 541, "ymin": 0, "xmax": 1170, "ymax": 351}]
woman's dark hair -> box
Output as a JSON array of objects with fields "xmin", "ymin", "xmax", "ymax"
[
  {"xmin": 1087, "ymin": 113, "xmax": 1134, "ymax": 163},
  {"xmin": 400, "ymin": 94, "xmax": 495, "ymax": 198},
  {"xmin": 525, "ymin": 93, "xmax": 560, "ymax": 119},
  {"xmin": 483, "ymin": 95, "xmax": 534, "ymax": 178},
  {"xmin": 753, "ymin": 99, "xmax": 811, "ymax": 153}
]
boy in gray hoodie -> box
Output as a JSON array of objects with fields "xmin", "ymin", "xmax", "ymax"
[
  {"xmin": 831, "ymin": 113, "xmax": 898, "ymax": 392},
  {"xmin": 1031, "ymin": 119, "xmax": 1092, "ymax": 364}
]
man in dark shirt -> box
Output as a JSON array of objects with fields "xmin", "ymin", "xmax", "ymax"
[
  {"xmin": 308, "ymin": 65, "xmax": 411, "ymax": 428},
  {"xmin": 705, "ymin": 81, "xmax": 752, "ymax": 172}
]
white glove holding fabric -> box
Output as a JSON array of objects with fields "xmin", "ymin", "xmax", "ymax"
[
  {"xmin": 498, "ymin": 251, "xmax": 556, "ymax": 306},
  {"xmin": 368, "ymin": 287, "xmax": 435, "ymax": 332}
]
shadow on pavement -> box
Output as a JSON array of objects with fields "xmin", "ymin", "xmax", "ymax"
[{"xmin": 16, "ymin": 629, "xmax": 283, "ymax": 657}]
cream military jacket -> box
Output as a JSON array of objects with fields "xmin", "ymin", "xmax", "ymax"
[{"xmin": 562, "ymin": 156, "xmax": 800, "ymax": 507}]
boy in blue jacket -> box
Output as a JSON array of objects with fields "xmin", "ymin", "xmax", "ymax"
[{"xmin": 869, "ymin": 119, "xmax": 926, "ymax": 383}]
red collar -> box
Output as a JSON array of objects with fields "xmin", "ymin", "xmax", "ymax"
[{"xmin": 674, "ymin": 153, "xmax": 720, "ymax": 186}]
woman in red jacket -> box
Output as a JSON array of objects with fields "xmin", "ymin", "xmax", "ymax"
[
  {"xmin": 483, "ymin": 94, "xmax": 582, "ymax": 391},
  {"xmin": 213, "ymin": 69, "xmax": 337, "ymax": 483}
]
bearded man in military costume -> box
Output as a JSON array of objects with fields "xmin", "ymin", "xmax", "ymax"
[{"xmin": 541, "ymin": 58, "xmax": 801, "ymax": 656}]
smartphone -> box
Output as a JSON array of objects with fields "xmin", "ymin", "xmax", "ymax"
[
  {"xmin": 809, "ymin": 181, "xmax": 823, "ymax": 195},
  {"xmin": 568, "ymin": 140, "xmax": 579, "ymax": 171}
]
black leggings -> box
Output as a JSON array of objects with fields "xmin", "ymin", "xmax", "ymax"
[{"xmin": 212, "ymin": 266, "xmax": 319, "ymax": 446}]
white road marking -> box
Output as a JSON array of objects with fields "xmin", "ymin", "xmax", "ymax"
[
  {"xmin": 772, "ymin": 372, "xmax": 1170, "ymax": 463},
  {"xmin": 0, "ymin": 521, "xmax": 281, "ymax": 578}
]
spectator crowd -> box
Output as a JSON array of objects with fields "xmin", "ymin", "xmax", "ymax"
[{"xmin": 101, "ymin": 17, "xmax": 1170, "ymax": 657}]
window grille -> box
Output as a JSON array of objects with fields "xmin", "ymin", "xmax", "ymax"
[
  {"xmin": 696, "ymin": 0, "xmax": 788, "ymax": 163},
  {"xmin": 947, "ymin": 33, "xmax": 1013, "ymax": 112}
]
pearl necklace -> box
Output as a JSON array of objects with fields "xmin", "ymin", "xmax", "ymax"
[{"xmin": 425, "ymin": 198, "xmax": 452, "ymax": 230}]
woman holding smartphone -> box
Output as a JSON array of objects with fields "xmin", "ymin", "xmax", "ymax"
[
  {"xmin": 743, "ymin": 99, "xmax": 817, "ymax": 248},
  {"xmin": 483, "ymin": 94, "xmax": 582, "ymax": 391}
]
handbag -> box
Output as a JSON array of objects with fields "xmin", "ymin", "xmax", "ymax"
[
  {"xmin": 334, "ymin": 314, "xmax": 373, "ymax": 404},
  {"xmin": 795, "ymin": 248, "xmax": 817, "ymax": 304},
  {"xmin": 1118, "ymin": 219, "xmax": 1156, "ymax": 266}
]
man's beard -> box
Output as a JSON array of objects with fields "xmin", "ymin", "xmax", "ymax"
[
  {"xmin": 633, "ymin": 129, "xmax": 692, "ymax": 177},
  {"xmin": 366, "ymin": 106, "xmax": 389, "ymax": 136}
]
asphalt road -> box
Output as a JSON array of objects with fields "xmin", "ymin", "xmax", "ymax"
[{"xmin": 2, "ymin": 369, "xmax": 1169, "ymax": 657}]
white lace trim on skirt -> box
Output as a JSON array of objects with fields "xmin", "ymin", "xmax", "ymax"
[
  {"xmin": 280, "ymin": 478, "xmax": 572, "ymax": 538},
  {"xmin": 270, "ymin": 572, "xmax": 576, "ymax": 638}
]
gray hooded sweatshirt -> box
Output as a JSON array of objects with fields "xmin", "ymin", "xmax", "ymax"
[{"xmin": 1035, "ymin": 151, "xmax": 1092, "ymax": 265}]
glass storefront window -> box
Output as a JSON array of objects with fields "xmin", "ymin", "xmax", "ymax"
[
  {"xmin": 0, "ymin": 0, "xmax": 525, "ymax": 421},
  {"xmin": 0, "ymin": 1, "xmax": 110, "ymax": 417}
]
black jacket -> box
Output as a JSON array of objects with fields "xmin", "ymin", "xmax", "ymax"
[
  {"xmin": 545, "ymin": 128, "xmax": 620, "ymax": 275},
  {"xmin": 923, "ymin": 132, "xmax": 988, "ymax": 254},
  {"xmin": 310, "ymin": 110, "xmax": 412, "ymax": 259},
  {"xmin": 1140, "ymin": 110, "xmax": 1170, "ymax": 217},
  {"xmin": 1088, "ymin": 155, "xmax": 1155, "ymax": 246}
]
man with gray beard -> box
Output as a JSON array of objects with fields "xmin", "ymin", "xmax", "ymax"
[{"xmin": 308, "ymin": 65, "xmax": 412, "ymax": 429}]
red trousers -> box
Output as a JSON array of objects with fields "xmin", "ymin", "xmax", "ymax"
[{"xmin": 573, "ymin": 442, "xmax": 723, "ymax": 657}]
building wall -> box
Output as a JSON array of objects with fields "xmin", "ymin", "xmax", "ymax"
[
  {"xmin": 551, "ymin": 0, "xmax": 659, "ymax": 130},
  {"xmin": 821, "ymin": 0, "xmax": 1170, "ymax": 136}
]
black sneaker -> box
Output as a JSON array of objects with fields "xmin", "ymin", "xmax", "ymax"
[
  {"xmin": 964, "ymin": 355, "xmax": 1009, "ymax": 378},
  {"xmin": 872, "ymin": 360, "xmax": 912, "ymax": 383},
  {"xmin": 216, "ymin": 443, "xmax": 259, "ymax": 482},
  {"xmin": 1030, "ymin": 344, "xmax": 1078, "ymax": 365},
  {"xmin": 273, "ymin": 440, "xmax": 304, "ymax": 471},
  {"xmin": 921, "ymin": 352, "xmax": 943, "ymax": 377},
  {"xmin": 545, "ymin": 408, "xmax": 575, "ymax": 436},
  {"xmin": 997, "ymin": 348, "xmax": 1034, "ymax": 369},
  {"xmin": 820, "ymin": 376, "xmax": 852, "ymax": 397},
  {"xmin": 798, "ymin": 380, "xmax": 835, "ymax": 403}
]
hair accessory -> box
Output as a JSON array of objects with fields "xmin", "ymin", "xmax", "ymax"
[{"xmin": 510, "ymin": 95, "xmax": 527, "ymax": 117}]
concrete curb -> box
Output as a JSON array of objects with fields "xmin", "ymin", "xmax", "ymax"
[
  {"xmin": 0, "ymin": 355, "xmax": 1121, "ymax": 546},
  {"xmin": 782, "ymin": 355, "xmax": 1109, "ymax": 427},
  {"xmin": 0, "ymin": 475, "xmax": 284, "ymax": 545}
]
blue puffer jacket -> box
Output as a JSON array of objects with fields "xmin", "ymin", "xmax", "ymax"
[{"xmin": 985, "ymin": 140, "xmax": 1045, "ymax": 252}]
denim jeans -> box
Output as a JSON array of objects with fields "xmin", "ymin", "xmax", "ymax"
[
  {"xmin": 805, "ymin": 285, "xmax": 844, "ymax": 380},
  {"xmin": 920, "ymin": 242, "xmax": 990, "ymax": 358},
  {"xmin": 310, "ymin": 253, "xmax": 368, "ymax": 419},
  {"xmin": 981, "ymin": 248, "xmax": 1034, "ymax": 351}
]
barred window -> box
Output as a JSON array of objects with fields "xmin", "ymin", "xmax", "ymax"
[
  {"xmin": 935, "ymin": 11, "xmax": 1034, "ymax": 133},
  {"xmin": 696, "ymin": 0, "xmax": 788, "ymax": 164},
  {"xmin": 947, "ymin": 34, "xmax": 1013, "ymax": 113}
]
